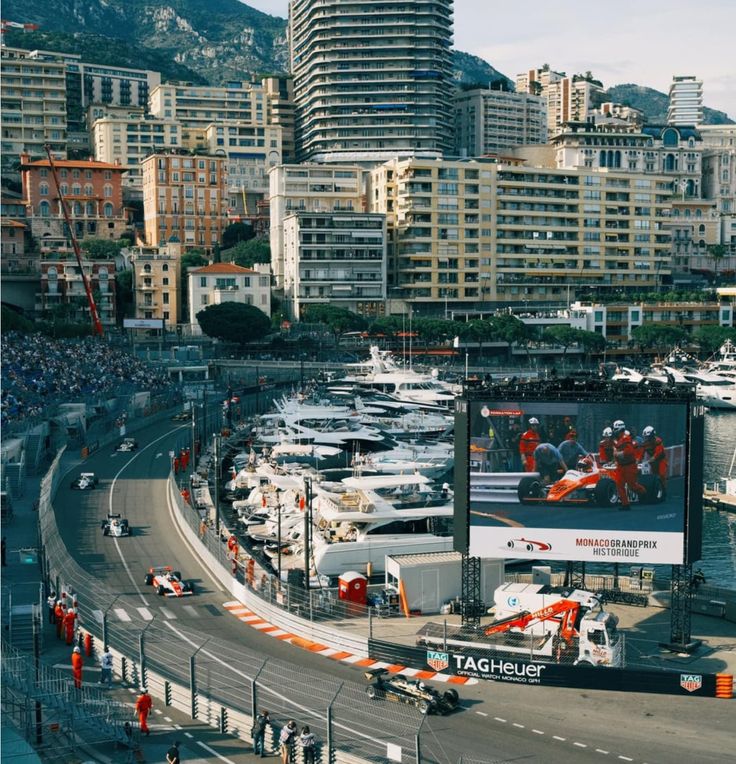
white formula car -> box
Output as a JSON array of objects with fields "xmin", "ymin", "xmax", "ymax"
[
  {"xmin": 116, "ymin": 438, "xmax": 138, "ymax": 453},
  {"xmin": 144, "ymin": 566, "xmax": 195, "ymax": 596},
  {"xmin": 101, "ymin": 512, "xmax": 130, "ymax": 537},
  {"xmin": 71, "ymin": 472, "xmax": 98, "ymax": 490}
]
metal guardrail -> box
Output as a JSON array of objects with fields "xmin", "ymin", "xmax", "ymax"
[{"xmin": 36, "ymin": 429, "xmax": 427, "ymax": 764}]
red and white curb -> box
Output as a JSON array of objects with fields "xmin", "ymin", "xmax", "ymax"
[{"xmin": 223, "ymin": 601, "xmax": 475, "ymax": 685}]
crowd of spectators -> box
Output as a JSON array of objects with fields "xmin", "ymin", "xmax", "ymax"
[{"xmin": 2, "ymin": 332, "xmax": 174, "ymax": 427}]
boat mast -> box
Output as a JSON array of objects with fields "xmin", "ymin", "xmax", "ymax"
[{"xmin": 44, "ymin": 145, "xmax": 104, "ymax": 336}]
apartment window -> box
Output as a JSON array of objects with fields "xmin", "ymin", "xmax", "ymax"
[
  {"xmin": 163, "ymin": 293, "xmax": 169, "ymax": 305},
  {"xmin": 39, "ymin": 182, "xmax": 49, "ymax": 196},
  {"xmin": 104, "ymin": 184, "xmax": 113, "ymax": 198},
  {"xmin": 201, "ymin": 295, "xmax": 209, "ymax": 305},
  {"xmin": 200, "ymin": 276, "xmax": 207, "ymax": 287}
]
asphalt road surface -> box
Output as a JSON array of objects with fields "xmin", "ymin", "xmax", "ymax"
[{"xmin": 54, "ymin": 418, "xmax": 733, "ymax": 764}]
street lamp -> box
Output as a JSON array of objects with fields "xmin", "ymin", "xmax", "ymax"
[
  {"xmin": 303, "ymin": 477, "xmax": 313, "ymax": 589},
  {"xmin": 276, "ymin": 489, "xmax": 283, "ymax": 585}
]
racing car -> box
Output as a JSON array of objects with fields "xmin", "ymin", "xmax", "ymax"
[
  {"xmin": 115, "ymin": 437, "xmax": 138, "ymax": 453},
  {"xmin": 517, "ymin": 457, "xmax": 664, "ymax": 507},
  {"xmin": 144, "ymin": 566, "xmax": 195, "ymax": 596},
  {"xmin": 101, "ymin": 512, "xmax": 130, "ymax": 537},
  {"xmin": 171, "ymin": 411, "xmax": 191, "ymax": 421},
  {"xmin": 70, "ymin": 472, "xmax": 98, "ymax": 490},
  {"xmin": 363, "ymin": 668, "xmax": 459, "ymax": 715}
]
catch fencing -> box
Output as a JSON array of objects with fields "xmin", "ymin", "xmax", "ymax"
[{"xmin": 37, "ymin": 457, "xmax": 427, "ymax": 764}]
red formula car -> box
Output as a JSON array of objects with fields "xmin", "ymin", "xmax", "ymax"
[
  {"xmin": 517, "ymin": 458, "xmax": 664, "ymax": 507},
  {"xmin": 144, "ymin": 566, "xmax": 195, "ymax": 596}
]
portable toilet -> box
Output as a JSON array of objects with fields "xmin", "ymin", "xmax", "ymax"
[{"xmin": 338, "ymin": 571, "xmax": 367, "ymax": 605}]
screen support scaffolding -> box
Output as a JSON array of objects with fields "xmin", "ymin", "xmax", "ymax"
[
  {"xmin": 564, "ymin": 560, "xmax": 587, "ymax": 590},
  {"xmin": 461, "ymin": 554, "xmax": 482, "ymax": 629},
  {"xmin": 660, "ymin": 563, "xmax": 701, "ymax": 654}
]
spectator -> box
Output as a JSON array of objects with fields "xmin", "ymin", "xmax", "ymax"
[
  {"xmin": 252, "ymin": 710, "xmax": 270, "ymax": 758},
  {"xmin": 299, "ymin": 726, "xmax": 316, "ymax": 764},
  {"xmin": 166, "ymin": 741, "xmax": 181, "ymax": 764},
  {"xmin": 279, "ymin": 720, "xmax": 297, "ymax": 764},
  {"xmin": 99, "ymin": 647, "xmax": 113, "ymax": 688}
]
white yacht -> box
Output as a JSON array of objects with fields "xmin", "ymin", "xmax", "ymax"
[
  {"xmin": 336, "ymin": 346, "xmax": 461, "ymax": 410},
  {"xmin": 304, "ymin": 473, "xmax": 454, "ymax": 576}
]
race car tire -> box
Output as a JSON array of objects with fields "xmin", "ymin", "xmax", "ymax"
[
  {"xmin": 103, "ymin": 528, "xmax": 109, "ymax": 536},
  {"xmin": 185, "ymin": 582, "xmax": 195, "ymax": 594},
  {"xmin": 157, "ymin": 585, "xmax": 166, "ymax": 596},
  {"xmin": 595, "ymin": 477, "xmax": 619, "ymax": 507},
  {"xmin": 517, "ymin": 476, "xmax": 543, "ymax": 505},
  {"xmin": 144, "ymin": 573, "xmax": 154, "ymax": 586},
  {"xmin": 417, "ymin": 699, "xmax": 431, "ymax": 714},
  {"xmin": 640, "ymin": 474, "xmax": 665, "ymax": 504},
  {"xmin": 366, "ymin": 685, "xmax": 377, "ymax": 699},
  {"xmin": 443, "ymin": 689, "xmax": 459, "ymax": 705}
]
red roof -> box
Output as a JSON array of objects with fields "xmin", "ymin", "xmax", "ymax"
[
  {"xmin": 21, "ymin": 158, "xmax": 124, "ymax": 171},
  {"xmin": 190, "ymin": 263, "xmax": 259, "ymax": 274}
]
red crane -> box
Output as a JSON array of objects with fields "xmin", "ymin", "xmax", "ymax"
[
  {"xmin": 485, "ymin": 598, "xmax": 582, "ymax": 644},
  {"xmin": 44, "ymin": 146, "xmax": 104, "ymax": 336}
]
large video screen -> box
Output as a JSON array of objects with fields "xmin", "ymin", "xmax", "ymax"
[{"xmin": 467, "ymin": 400, "xmax": 692, "ymax": 564}]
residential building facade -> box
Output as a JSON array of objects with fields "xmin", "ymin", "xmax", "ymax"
[
  {"xmin": 141, "ymin": 152, "xmax": 228, "ymax": 253},
  {"xmin": 264, "ymin": 75, "xmax": 296, "ymax": 163},
  {"xmin": 37, "ymin": 257, "xmax": 117, "ymax": 325},
  {"xmin": 700, "ymin": 125, "xmax": 736, "ymax": 219},
  {"xmin": 454, "ymin": 87, "xmax": 547, "ymax": 157},
  {"xmin": 1, "ymin": 47, "xmax": 67, "ymax": 172},
  {"xmin": 188, "ymin": 262, "xmax": 271, "ymax": 332},
  {"xmin": 1, "ymin": 220, "xmax": 28, "ymax": 271},
  {"xmin": 667, "ymin": 75, "xmax": 703, "ymax": 126},
  {"xmin": 91, "ymin": 108, "xmax": 181, "ymax": 196},
  {"xmin": 21, "ymin": 155, "xmax": 128, "ymax": 248},
  {"xmin": 282, "ymin": 212, "xmax": 386, "ymax": 319},
  {"xmin": 289, "ymin": 0, "xmax": 454, "ymax": 163},
  {"xmin": 130, "ymin": 242, "xmax": 182, "ymax": 325},
  {"xmin": 516, "ymin": 67, "xmax": 603, "ymax": 136},
  {"xmin": 269, "ymin": 164, "xmax": 365, "ymax": 286},
  {"xmin": 368, "ymin": 157, "xmax": 673, "ymax": 311}
]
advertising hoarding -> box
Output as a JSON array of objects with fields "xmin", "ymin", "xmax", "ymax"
[
  {"xmin": 463, "ymin": 398, "xmax": 700, "ymax": 565},
  {"xmin": 123, "ymin": 318, "xmax": 165, "ymax": 330}
]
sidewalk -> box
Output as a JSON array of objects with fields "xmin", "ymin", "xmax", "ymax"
[{"xmin": 0, "ymin": 462, "xmax": 269, "ymax": 764}]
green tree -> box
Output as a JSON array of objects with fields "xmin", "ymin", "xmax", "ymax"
[
  {"xmin": 196, "ymin": 303, "xmax": 271, "ymax": 345},
  {"xmin": 225, "ymin": 239, "xmax": 271, "ymax": 269},
  {"xmin": 631, "ymin": 323, "xmax": 688, "ymax": 351},
  {"xmin": 116, "ymin": 269, "xmax": 134, "ymax": 320},
  {"xmin": 577, "ymin": 328, "xmax": 606, "ymax": 357},
  {"xmin": 222, "ymin": 222, "xmax": 254, "ymax": 249},
  {"xmin": 1, "ymin": 305, "xmax": 33, "ymax": 333},
  {"xmin": 303, "ymin": 304, "xmax": 366, "ymax": 344},
  {"xmin": 81, "ymin": 238, "xmax": 128, "ymax": 259},
  {"xmin": 694, "ymin": 325, "xmax": 736, "ymax": 355},
  {"xmin": 457, "ymin": 319, "xmax": 496, "ymax": 357},
  {"xmin": 542, "ymin": 325, "xmax": 580, "ymax": 356},
  {"xmin": 707, "ymin": 244, "xmax": 727, "ymax": 280},
  {"xmin": 490, "ymin": 314, "xmax": 531, "ymax": 359}
]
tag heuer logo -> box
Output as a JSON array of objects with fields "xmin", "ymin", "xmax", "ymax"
[
  {"xmin": 427, "ymin": 650, "xmax": 449, "ymax": 672},
  {"xmin": 680, "ymin": 673, "xmax": 702, "ymax": 693}
]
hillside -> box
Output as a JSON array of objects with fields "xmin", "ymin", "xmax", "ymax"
[
  {"xmin": 2, "ymin": 0, "xmax": 511, "ymax": 88},
  {"xmin": 605, "ymin": 84, "xmax": 733, "ymax": 125}
]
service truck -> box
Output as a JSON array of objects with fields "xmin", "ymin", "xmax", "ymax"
[{"xmin": 417, "ymin": 583, "xmax": 622, "ymax": 667}]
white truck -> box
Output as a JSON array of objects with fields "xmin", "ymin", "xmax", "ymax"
[{"xmin": 417, "ymin": 582, "xmax": 622, "ymax": 667}]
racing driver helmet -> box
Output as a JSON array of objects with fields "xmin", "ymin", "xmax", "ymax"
[
  {"xmin": 642, "ymin": 425, "xmax": 655, "ymax": 439},
  {"xmin": 602, "ymin": 427, "xmax": 613, "ymax": 438},
  {"xmin": 528, "ymin": 417, "xmax": 540, "ymax": 426},
  {"xmin": 576, "ymin": 455, "xmax": 595, "ymax": 473},
  {"xmin": 612, "ymin": 419, "xmax": 626, "ymax": 435}
]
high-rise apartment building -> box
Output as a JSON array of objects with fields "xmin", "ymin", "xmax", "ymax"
[
  {"xmin": 289, "ymin": 0, "xmax": 454, "ymax": 164},
  {"xmin": 130, "ymin": 242, "xmax": 182, "ymax": 325},
  {"xmin": 1, "ymin": 47, "xmax": 67, "ymax": 171},
  {"xmin": 141, "ymin": 153, "xmax": 228, "ymax": 253},
  {"xmin": 667, "ymin": 76, "xmax": 703, "ymax": 126},
  {"xmin": 454, "ymin": 87, "xmax": 547, "ymax": 157},
  {"xmin": 263, "ymin": 76, "xmax": 296, "ymax": 163},
  {"xmin": 269, "ymin": 164, "xmax": 365, "ymax": 286},
  {"xmin": 516, "ymin": 67, "xmax": 603, "ymax": 136},
  {"xmin": 368, "ymin": 158, "xmax": 673, "ymax": 310}
]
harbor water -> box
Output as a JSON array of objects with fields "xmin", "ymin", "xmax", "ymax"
[{"xmin": 701, "ymin": 411, "xmax": 736, "ymax": 583}]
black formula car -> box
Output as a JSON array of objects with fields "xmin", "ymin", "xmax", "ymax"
[
  {"xmin": 70, "ymin": 472, "xmax": 98, "ymax": 490},
  {"xmin": 363, "ymin": 668, "xmax": 459, "ymax": 715},
  {"xmin": 101, "ymin": 512, "xmax": 130, "ymax": 537}
]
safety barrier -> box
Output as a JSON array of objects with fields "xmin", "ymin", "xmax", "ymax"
[
  {"xmin": 36, "ymin": 435, "xmax": 428, "ymax": 764},
  {"xmin": 715, "ymin": 673, "xmax": 734, "ymax": 699}
]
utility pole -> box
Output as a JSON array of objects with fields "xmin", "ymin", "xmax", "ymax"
[
  {"xmin": 303, "ymin": 477, "xmax": 312, "ymax": 589},
  {"xmin": 213, "ymin": 434, "xmax": 221, "ymax": 533}
]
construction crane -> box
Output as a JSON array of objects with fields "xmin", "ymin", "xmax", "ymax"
[
  {"xmin": 485, "ymin": 597, "xmax": 583, "ymax": 644},
  {"xmin": 1, "ymin": 19, "xmax": 40, "ymax": 36},
  {"xmin": 44, "ymin": 146, "xmax": 104, "ymax": 336}
]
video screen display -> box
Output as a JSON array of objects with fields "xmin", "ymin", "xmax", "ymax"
[{"xmin": 467, "ymin": 400, "xmax": 690, "ymax": 564}]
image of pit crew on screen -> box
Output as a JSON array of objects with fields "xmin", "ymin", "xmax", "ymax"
[{"xmin": 469, "ymin": 401, "xmax": 687, "ymax": 534}]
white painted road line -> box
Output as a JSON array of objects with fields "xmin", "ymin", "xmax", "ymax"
[
  {"xmin": 574, "ymin": 742, "xmax": 588, "ymax": 748},
  {"xmin": 184, "ymin": 732, "xmax": 194, "ymax": 739},
  {"xmin": 532, "ymin": 729, "xmax": 544, "ymax": 735},
  {"xmin": 494, "ymin": 717, "xmax": 506, "ymax": 723},
  {"xmin": 137, "ymin": 607, "xmax": 154, "ymax": 621},
  {"xmin": 164, "ymin": 716, "xmax": 173, "ymax": 722},
  {"xmin": 512, "ymin": 722, "xmax": 525, "ymax": 729},
  {"xmin": 553, "ymin": 735, "xmax": 566, "ymax": 741},
  {"xmin": 182, "ymin": 605, "xmax": 199, "ymax": 617},
  {"xmin": 239, "ymin": 615, "xmax": 263, "ymax": 623},
  {"xmin": 251, "ymin": 622, "xmax": 275, "ymax": 630},
  {"xmin": 476, "ymin": 711, "xmax": 488, "ymax": 717},
  {"xmin": 596, "ymin": 749, "xmax": 610, "ymax": 755},
  {"xmin": 114, "ymin": 608, "xmax": 131, "ymax": 622},
  {"xmin": 196, "ymin": 740, "xmax": 236, "ymax": 763},
  {"xmin": 618, "ymin": 757, "xmax": 633, "ymax": 762},
  {"xmin": 159, "ymin": 607, "xmax": 177, "ymax": 620}
]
